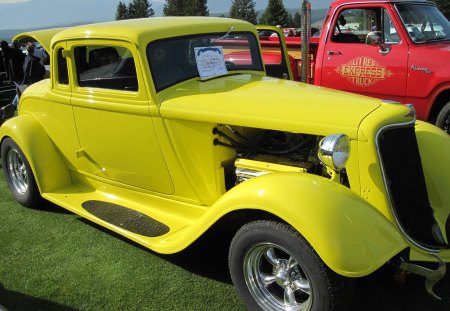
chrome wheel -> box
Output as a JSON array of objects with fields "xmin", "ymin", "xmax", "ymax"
[
  {"xmin": 244, "ymin": 242, "xmax": 313, "ymax": 311},
  {"xmin": 6, "ymin": 147, "xmax": 29, "ymax": 194},
  {"xmin": 1, "ymin": 138, "xmax": 41, "ymax": 208}
]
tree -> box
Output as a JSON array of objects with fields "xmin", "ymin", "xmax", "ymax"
[
  {"xmin": 115, "ymin": 1, "xmax": 128, "ymax": 20},
  {"xmin": 435, "ymin": 0, "xmax": 450, "ymax": 20},
  {"xmin": 229, "ymin": 0, "xmax": 258, "ymax": 24},
  {"xmin": 293, "ymin": 11, "xmax": 301, "ymax": 28},
  {"xmin": 163, "ymin": 0, "xmax": 185, "ymax": 16},
  {"xmin": 129, "ymin": 0, "xmax": 154, "ymax": 18},
  {"xmin": 164, "ymin": 0, "xmax": 209, "ymax": 16},
  {"xmin": 259, "ymin": 0, "xmax": 290, "ymax": 27},
  {"xmin": 115, "ymin": 0, "xmax": 154, "ymax": 20}
]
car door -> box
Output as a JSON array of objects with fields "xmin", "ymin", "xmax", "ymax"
[
  {"xmin": 68, "ymin": 39, "xmax": 174, "ymax": 194},
  {"xmin": 256, "ymin": 26, "xmax": 294, "ymax": 80},
  {"xmin": 320, "ymin": 5, "xmax": 409, "ymax": 103}
]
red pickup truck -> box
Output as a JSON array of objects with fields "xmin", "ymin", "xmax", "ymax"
[{"xmin": 258, "ymin": 0, "xmax": 450, "ymax": 133}]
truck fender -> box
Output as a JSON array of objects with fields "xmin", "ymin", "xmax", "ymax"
[
  {"xmin": 0, "ymin": 114, "xmax": 71, "ymax": 193},
  {"xmin": 210, "ymin": 172, "xmax": 407, "ymax": 277},
  {"xmin": 426, "ymin": 81, "xmax": 450, "ymax": 120}
]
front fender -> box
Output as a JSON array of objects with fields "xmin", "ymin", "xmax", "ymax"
[
  {"xmin": 213, "ymin": 173, "xmax": 407, "ymax": 277},
  {"xmin": 0, "ymin": 114, "xmax": 71, "ymax": 193},
  {"xmin": 415, "ymin": 120, "xmax": 450, "ymax": 239}
]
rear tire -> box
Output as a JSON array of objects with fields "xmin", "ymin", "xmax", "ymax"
[
  {"xmin": 436, "ymin": 101, "xmax": 450, "ymax": 134},
  {"xmin": 1, "ymin": 138, "xmax": 42, "ymax": 208},
  {"xmin": 229, "ymin": 220, "xmax": 354, "ymax": 311}
]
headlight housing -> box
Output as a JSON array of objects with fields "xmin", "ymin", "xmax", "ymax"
[{"xmin": 318, "ymin": 134, "xmax": 350, "ymax": 171}]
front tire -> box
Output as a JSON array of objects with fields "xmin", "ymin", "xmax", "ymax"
[
  {"xmin": 436, "ymin": 101, "xmax": 450, "ymax": 134},
  {"xmin": 1, "ymin": 138, "xmax": 42, "ymax": 208},
  {"xmin": 229, "ymin": 220, "xmax": 353, "ymax": 311}
]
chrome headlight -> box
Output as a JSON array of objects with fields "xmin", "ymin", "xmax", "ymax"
[{"xmin": 318, "ymin": 134, "xmax": 350, "ymax": 171}]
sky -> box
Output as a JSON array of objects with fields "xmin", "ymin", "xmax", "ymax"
[{"xmin": 0, "ymin": 0, "xmax": 333, "ymax": 30}]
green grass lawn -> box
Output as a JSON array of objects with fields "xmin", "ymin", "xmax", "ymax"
[{"xmin": 0, "ymin": 167, "xmax": 449, "ymax": 310}]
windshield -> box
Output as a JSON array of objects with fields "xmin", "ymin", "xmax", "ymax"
[
  {"xmin": 147, "ymin": 32, "xmax": 263, "ymax": 91},
  {"xmin": 395, "ymin": 3, "xmax": 450, "ymax": 43}
]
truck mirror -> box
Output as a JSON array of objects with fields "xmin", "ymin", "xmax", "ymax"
[
  {"xmin": 366, "ymin": 31, "xmax": 382, "ymax": 46},
  {"xmin": 366, "ymin": 31, "xmax": 391, "ymax": 55}
]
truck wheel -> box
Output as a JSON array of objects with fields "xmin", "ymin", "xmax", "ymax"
[
  {"xmin": 436, "ymin": 101, "xmax": 450, "ymax": 134},
  {"xmin": 229, "ymin": 220, "xmax": 353, "ymax": 311},
  {"xmin": 1, "ymin": 138, "xmax": 41, "ymax": 208}
]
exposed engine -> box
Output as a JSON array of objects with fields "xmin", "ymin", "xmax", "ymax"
[{"xmin": 213, "ymin": 125, "xmax": 347, "ymax": 187}]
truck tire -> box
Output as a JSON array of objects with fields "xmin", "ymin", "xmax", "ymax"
[
  {"xmin": 1, "ymin": 138, "xmax": 42, "ymax": 208},
  {"xmin": 436, "ymin": 101, "xmax": 450, "ymax": 134},
  {"xmin": 229, "ymin": 220, "xmax": 353, "ymax": 311}
]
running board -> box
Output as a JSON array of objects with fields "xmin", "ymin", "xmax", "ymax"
[
  {"xmin": 81, "ymin": 200, "xmax": 170, "ymax": 237},
  {"xmin": 398, "ymin": 254, "xmax": 446, "ymax": 300}
]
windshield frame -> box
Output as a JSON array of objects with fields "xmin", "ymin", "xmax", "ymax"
[
  {"xmin": 394, "ymin": 3, "xmax": 450, "ymax": 44},
  {"xmin": 147, "ymin": 31, "xmax": 264, "ymax": 92}
]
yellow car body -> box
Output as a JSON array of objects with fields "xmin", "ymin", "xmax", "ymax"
[{"xmin": 1, "ymin": 17, "xmax": 449, "ymax": 309}]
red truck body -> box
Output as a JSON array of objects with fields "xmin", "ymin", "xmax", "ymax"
[{"xmin": 259, "ymin": 0, "xmax": 450, "ymax": 133}]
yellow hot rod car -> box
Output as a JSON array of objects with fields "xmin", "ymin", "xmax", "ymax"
[{"xmin": 1, "ymin": 17, "xmax": 450, "ymax": 310}]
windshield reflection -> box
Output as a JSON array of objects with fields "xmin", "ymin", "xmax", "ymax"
[{"xmin": 396, "ymin": 3, "xmax": 450, "ymax": 43}]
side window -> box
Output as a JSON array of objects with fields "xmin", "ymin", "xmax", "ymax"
[
  {"xmin": 332, "ymin": 8, "xmax": 380, "ymax": 43},
  {"xmin": 74, "ymin": 45, "xmax": 138, "ymax": 92},
  {"xmin": 383, "ymin": 9, "xmax": 400, "ymax": 44},
  {"xmin": 57, "ymin": 49, "xmax": 68, "ymax": 85}
]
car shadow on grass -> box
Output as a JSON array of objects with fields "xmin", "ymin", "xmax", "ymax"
[
  {"xmin": 0, "ymin": 283, "xmax": 77, "ymax": 311},
  {"xmin": 77, "ymin": 217, "xmax": 450, "ymax": 310}
]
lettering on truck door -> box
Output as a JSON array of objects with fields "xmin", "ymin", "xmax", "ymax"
[{"xmin": 320, "ymin": 5, "xmax": 408, "ymax": 104}]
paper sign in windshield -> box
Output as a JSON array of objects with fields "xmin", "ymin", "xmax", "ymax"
[{"xmin": 194, "ymin": 46, "xmax": 228, "ymax": 79}]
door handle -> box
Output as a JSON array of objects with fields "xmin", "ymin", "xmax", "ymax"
[{"xmin": 327, "ymin": 51, "xmax": 342, "ymax": 56}]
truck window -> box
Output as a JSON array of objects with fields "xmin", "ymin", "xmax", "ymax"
[
  {"xmin": 74, "ymin": 45, "xmax": 138, "ymax": 92},
  {"xmin": 332, "ymin": 8, "xmax": 400, "ymax": 44},
  {"xmin": 395, "ymin": 3, "xmax": 450, "ymax": 43}
]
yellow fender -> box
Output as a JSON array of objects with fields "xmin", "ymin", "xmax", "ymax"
[
  {"xmin": 0, "ymin": 114, "xmax": 71, "ymax": 193},
  {"xmin": 208, "ymin": 172, "xmax": 407, "ymax": 277},
  {"xmin": 415, "ymin": 121, "xmax": 450, "ymax": 239}
]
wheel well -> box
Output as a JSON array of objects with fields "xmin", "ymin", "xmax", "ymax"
[
  {"xmin": 429, "ymin": 89, "xmax": 450, "ymax": 123},
  {"xmin": 192, "ymin": 210, "xmax": 285, "ymax": 253}
]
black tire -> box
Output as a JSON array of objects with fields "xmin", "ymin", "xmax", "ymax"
[
  {"xmin": 436, "ymin": 101, "xmax": 450, "ymax": 134},
  {"xmin": 1, "ymin": 138, "xmax": 42, "ymax": 208},
  {"xmin": 229, "ymin": 220, "xmax": 354, "ymax": 311}
]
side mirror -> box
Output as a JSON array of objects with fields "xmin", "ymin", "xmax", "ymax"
[
  {"xmin": 366, "ymin": 31, "xmax": 391, "ymax": 55},
  {"xmin": 365, "ymin": 31, "xmax": 383, "ymax": 46}
]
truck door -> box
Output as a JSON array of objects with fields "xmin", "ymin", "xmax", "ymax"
[
  {"xmin": 256, "ymin": 26, "xmax": 294, "ymax": 80},
  {"xmin": 320, "ymin": 5, "xmax": 408, "ymax": 104}
]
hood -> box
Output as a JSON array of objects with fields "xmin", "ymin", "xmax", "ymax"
[
  {"xmin": 13, "ymin": 27, "xmax": 66, "ymax": 52},
  {"xmin": 159, "ymin": 74, "xmax": 381, "ymax": 139}
]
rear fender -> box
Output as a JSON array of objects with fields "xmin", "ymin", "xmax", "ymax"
[
  {"xmin": 212, "ymin": 172, "xmax": 407, "ymax": 277},
  {"xmin": 0, "ymin": 114, "xmax": 71, "ymax": 193}
]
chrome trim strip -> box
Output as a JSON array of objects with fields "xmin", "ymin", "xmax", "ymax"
[{"xmin": 375, "ymin": 120, "xmax": 441, "ymax": 253}]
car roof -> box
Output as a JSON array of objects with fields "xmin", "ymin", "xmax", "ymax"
[
  {"xmin": 52, "ymin": 17, "xmax": 255, "ymax": 48},
  {"xmin": 331, "ymin": 0, "xmax": 435, "ymax": 6}
]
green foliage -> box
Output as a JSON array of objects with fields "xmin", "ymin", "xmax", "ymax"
[
  {"xmin": 115, "ymin": 1, "xmax": 128, "ymax": 20},
  {"xmin": 115, "ymin": 0, "xmax": 154, "ymax": 20},
  {"xmin": 435, "ymin": 0, "xmax": 450, "ymax": 20},
  {"xmin": 259, "ymin": 0, "xmax": 290, "ymax": 26},
  {"xmin": 229, "ymin": 0, "xmax": 258, "ymax": 24},
  {"xmin": 164, "ymin": 0, "xmax": 209, "ymax": 16},
  {"xmin": 293, "ymin": 11, "xmax": 302, "ymax": 28}
]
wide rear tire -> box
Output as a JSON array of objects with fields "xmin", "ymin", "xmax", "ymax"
[{"xmin": 1, "ymin": 138, "xmax": 42, "ymax": 208}]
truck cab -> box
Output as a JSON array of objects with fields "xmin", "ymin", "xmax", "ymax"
[{"xmin": 261, "ymin": 0, "xmax": 450, "ymax": 134}]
